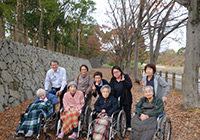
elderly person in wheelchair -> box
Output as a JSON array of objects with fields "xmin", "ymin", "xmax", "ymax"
[
  {"xmin": 14, "ymin": 88, "xmax": 58, "ymax": 138},
  {"xmin": 90, "ymin": 84, "xmax": 118, "ymax": 140},
  {"xmin": 130, "ymin": 86, "xmax": 164, "ymax": 140},
  {"xmin": 57, "ymin": 81, "xmax": 85, "ymax": 139}
]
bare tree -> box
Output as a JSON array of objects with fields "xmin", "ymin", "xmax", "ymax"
[
  {"xmin": 106, "ymin": 0, "xmax": 142, "ymax": 74},
  {"xmin": 176, "ymin": 0, "xmax": 200, "ymax": 108},
  {"xmin": 144, "ymin": 0, "xmax": 187, "ymax": 65},
  {"xmin": 132, "ymin": 0, "xmax": 145, "ymax": 81}
]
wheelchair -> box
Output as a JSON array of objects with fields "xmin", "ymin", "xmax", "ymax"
[
  {"xmin": 153, "ymin": 112, "xmax": 171, "ymax": 140},
  {"xmin": 87, "ymin": 98, "xmax": 127, "ymax": 140},
  {"xmin": 56, "ymin": 105, "xmax": 92, "ymax": 139},
  {"xmin": 13, "ymin": 104, "xmax": 58, "ymax": 140},
  {"xmin": 13, "ymin": 89, "xmax": 59, "ymax": 140},
  {"xmin": 132, "ymin": 112, "xmax": 171, "ymax": 140}
]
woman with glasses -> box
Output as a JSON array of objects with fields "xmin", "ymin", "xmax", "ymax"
[{"xmin": 109, "ymin": 65, "xmax": 133, "ymax": 131}]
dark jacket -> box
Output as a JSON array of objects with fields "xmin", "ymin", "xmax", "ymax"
[
  {"xmin": 92, "ymin": 79, "xmax": 109, "ymax": 97},
  {"xmin": 110, "ymin": 74, "xmax": 132, "ymax": 105},
  {"xmin": 94, "ymin": 95, "xmax": 118, "ymax": 116}
]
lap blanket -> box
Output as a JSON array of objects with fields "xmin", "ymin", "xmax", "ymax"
[
  {"xmin": 93, "ymin": 118, "xmax": 111, "ymax": 140},
  {"xmin": 130, "ymin": 114, "xmax": 157, "ymax": 140},
  {"xmin": 16, "ymin": 100, "xmax": 54, "ymax": 136},
  {"xmin": 61, "ymin": 111, "xmax": 80, "ymax": 134}
]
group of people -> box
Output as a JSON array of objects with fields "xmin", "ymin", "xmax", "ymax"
[
  {"xmin": 17, "ymin": 59, "xmax": 170, "ymax": 140},
  {"xmin": 52, "ymin": 63, "xmax": 134, "ymax": 139}
]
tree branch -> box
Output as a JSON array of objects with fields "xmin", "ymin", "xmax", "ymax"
[{"xmin": 175, "ymin": 0, "xmax": 189, "ymax": 7}]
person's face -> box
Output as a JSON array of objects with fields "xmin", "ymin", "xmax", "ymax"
[
  {"xmin": 69, "ymin": 85, "xmax": 77, "ymax": 95},
  {"xmin": 94, "ymin": 75, "xmax": 102, "ymax": 85},
  {"xmin": 102, "ymin": 88, "xmax": 110, "ymax": 99},
  {"xmin": 145, "ymin": 67, "xmax": 154, "ymax": 76},
  {"xmin": 81, "ymin": 66, "xmax": 88, "ymax": 76},
  {"xmin": 144, "ymin": 87, "xmax": 154, "ymax": 99},
  {"xmin": 113, "ymin": 69, "xmax": 121, "ymax": 79},
  {"xmin": 39, "ymin": 92, "xmax": 46, "ymax": 99},
  {"xmin": 51, "ymin": 62, "xmax": 59, "ymax": 72}
]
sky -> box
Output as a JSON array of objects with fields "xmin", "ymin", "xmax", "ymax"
[{"xmin": 92, "ymin": 0, "xmax": 187, "ymax": 52}]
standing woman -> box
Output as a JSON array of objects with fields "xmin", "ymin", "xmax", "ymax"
[
  {"xmin": 109, "ymin": 65, "xmax": 132, "ymax": 130},
  {"xmin": 141, "ymin": 63, "xmax": 170, "ymax": 103},
  {"xmin": 74, "ymin": 64, "xmax": 93, "ymax": 106}
]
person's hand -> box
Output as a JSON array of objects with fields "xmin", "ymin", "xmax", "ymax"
[
  {"xmin": 121, "ymin": 74, "xmax": 125, "ymax": 81},
  {"xmin": 139, "ymin": 114, "xmax": 149, "ymax": 121},
  {"xmin": 141, "ymin": 80, "xmax": 146, "ymax": 87},
  {"xmin": 85, "ymin": 91, "xmax": 89, "ymax": 94},
  {"xmin": 57, "ymin": 90, "xmax": 62, "ymax": 96},
  {"xmin": 103, "ymin": 115, "xmax": 108, "ymax": 119},
  {"xmin": 101, "ymin": 109, "xmax": 106, "ymax": 113},
  {"xmin": 92, "ymin": 84, "xmax": 96, "ymax": 92},
  {"xmin": 162, "ymin": 97, "xmax": 167, "ymax": 103}
]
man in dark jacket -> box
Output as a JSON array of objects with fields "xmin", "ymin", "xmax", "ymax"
[{"xmin": 92, "ymin": 71, "xmax": 109, "ymax": 97}]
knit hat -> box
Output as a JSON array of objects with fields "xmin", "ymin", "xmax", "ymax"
[{"xmin": 68, "ymin": 81, "xmax": 77, "ymax": 89}]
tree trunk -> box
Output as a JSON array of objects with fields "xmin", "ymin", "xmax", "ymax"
[
  {"xmin": 0, "ymin": 16, "xmax": 2, "ymax": 38},
  {"xmin": 133, "ymin": 37, "xmax": 139, "ymax": 80},
  {"xmin": 16, "ymin": 0, "xmax": 24, "ymax": 43},
  {"xmin": 0, "ymin": 16, "xmax": 5, "ymax": 38},
  {"xmin": 127, "ymin": 49, "xmax": 132, "ymax": 75},
  {"xmin": 38, "ymin": 0, "xmax": 44, "ymax": 48},
  {"xmin": 153, "ymin": 38, "xmax": 162, "ymax": 65},
  {"xmin": 133, "ymin": 0, "xmax": 145, "ymax": 81},
  {"xmin": 182, "ymin": 0, "xmax": 200, "ymax": 108},
  {"xmin": 33, "ymin": 33, "xmax": 37, "ymax": 46},
  {"xmin": 24, "ymin": 28, "xmax": 28, "ymax": 44},
  {"xmin": 50, "ymin": 22, "xmax": 55, "ymax": 51}
]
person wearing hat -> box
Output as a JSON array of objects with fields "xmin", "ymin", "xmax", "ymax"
[{"xmin": 57, "ymin": 81, "xmax": 85, "ymax": 139}]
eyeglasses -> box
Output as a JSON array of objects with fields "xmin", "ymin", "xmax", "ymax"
[
  {"xmin": 113, "ymin": 71, "xmax": 120, "ymax": 74},
  {"xmin": 81, "ymin": 68, "xmax": 87, "ymax": 71}
]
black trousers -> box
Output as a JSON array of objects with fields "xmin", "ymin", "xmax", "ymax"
[
  {"xmin": 52, "ymin": 87, "xmax": 66, "ymax": 109},
  {"xmin": 121, "ymin": 103, "xmax": 132, "ymax": 128}
]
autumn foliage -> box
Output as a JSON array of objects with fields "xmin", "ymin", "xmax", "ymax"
[{"xmin": 0, "ymin": 69, "xmax": 199, "ymax": 140}]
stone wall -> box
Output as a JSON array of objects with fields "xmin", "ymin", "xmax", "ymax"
[{"xmin": 0, "ymin": 39, "xmax": 92, "ymax": 112}]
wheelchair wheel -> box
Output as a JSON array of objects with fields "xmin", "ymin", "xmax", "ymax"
[
  {"xmin": 84, "ymin": 106, "xmax": 92, "ymax": 126},
  {"xmin": 56, "ymin": 117, "xmax": 63, "ymax": 137},
  {"xmin": 117, "ymin": 110, "xmax": 126, "ymax": 139},
  {"xmin": 160, "ymin": 116, "xmax": 171, "ymax": 140}
]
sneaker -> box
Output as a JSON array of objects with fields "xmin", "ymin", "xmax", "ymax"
[
  {"xmin": 127, "ymin": 127, "xmax": 132, "ymax": 131},
  {"xmin": 68, "ymin": 133, "xmax": 77, "ymax": 139},
  {"xmin": 57, "ymin": 132, "xmax": 64, "ymax": 139}
]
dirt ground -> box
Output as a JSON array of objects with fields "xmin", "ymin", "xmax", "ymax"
[{"xmin": 0, "ymin": 68, "xmax": 199, "ymax": 140}]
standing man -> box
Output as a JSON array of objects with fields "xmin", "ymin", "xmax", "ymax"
[{"xmin": 45, "ymin": 60, "xmax": 67, "ymax": 107}]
